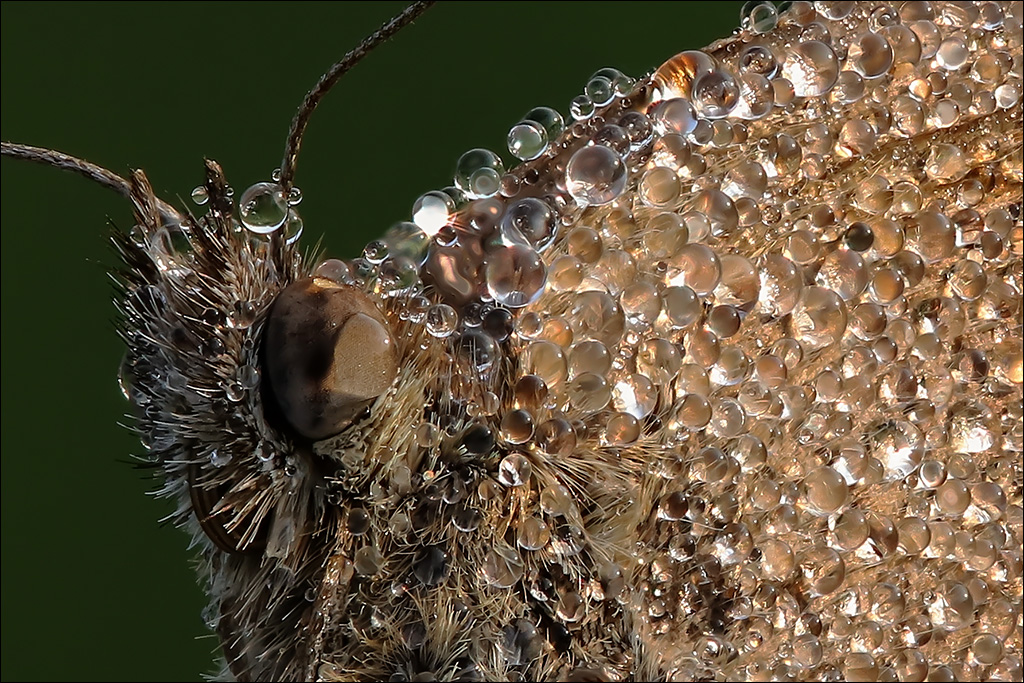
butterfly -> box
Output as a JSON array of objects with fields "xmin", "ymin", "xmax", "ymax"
[
  {"xmin": 0, "ymin": 3, "xmax": 744, "ymax": 679},
  {"xmin": 4, "ymin": 0, "xmax": 1019, "ymax": 679}
]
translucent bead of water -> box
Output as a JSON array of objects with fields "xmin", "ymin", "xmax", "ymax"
[
  {"xmin": 565, "ymin": 145, "xmax": 626, "ymax": 207},
  {"xmin": 239, "ymin": 182, "xmax": 288, "ymax": 234}
]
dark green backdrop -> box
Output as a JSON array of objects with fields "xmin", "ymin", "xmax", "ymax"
[{"xmin": 1, "ymin": 2, "xmax": 743, "ymax": 679}]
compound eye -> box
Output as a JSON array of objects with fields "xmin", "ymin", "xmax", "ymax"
[{"xmin": 264, "ymin": 276, "xmax": 399, "ymax": 440}]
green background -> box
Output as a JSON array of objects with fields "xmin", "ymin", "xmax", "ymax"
[{"xmin": 1, "ymin": 2, "xmax": 742, "ymax": 679}]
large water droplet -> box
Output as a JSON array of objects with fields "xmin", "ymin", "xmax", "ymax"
[
  {"xmin": 455, "ymin": 149, "xmax": 504, "ymax": 199},
  {"xmin": 412, "ymin": 190, "xmax": 455, "ymax": 237},
  {"xmin": 239, "ymin": 182, "xmax": 288, "ymax": 234},
  {"xmin": 692, "ymin": 69, "xmax": 740, "ymax": 118},
  {"xmin": 791, "ymin": 287, "xmax": 848, "ymax": 350},
  {"xmin": 523, "ymin": 106, "xmax": 565, "ymax": 139},
  {"xmin": 507, "ymin": 121, "xmax": 548, "ymax": 161},
  {"xmin": 565, "ymin": 145, "xmax": 626, "ymax": 207},
  {"xmin": 653, "ymin": 50, "xmax": 716, "ymax": 101},
  {"xmin": 485, "ymin": 244, "xmax": 547, "ymax": 307},
  {"xmin": 781, "ymin": 41, "xmax": 839, "ymax": 97},
  {"xmin": 499, "ymin": 197, "xmax": 557, "ymax": 251}
]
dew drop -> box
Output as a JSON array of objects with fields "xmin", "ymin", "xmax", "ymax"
[
  {"xmin": 239, "ymin": 182, "xmax": 288, "ymax": 234},
  {"xmin": 692, "ymin": 69, "xmax": 740, "ymax": 118},
  {"xmin": 518, "ymin": 516, "xmax": 550, "ymax": 551},
  {"xmin": 507, "ymin": 121, "xmax": 548, "ymax": 161},
  {"xmin": 569, "ymin": 94, "xmax": 595, "ymax": 120},
  {"xmin": 523, "ymin": 106, "xmax": 565, "ymax": 139},
  {"xmin": 781, "ymin": 41, "xmax": 839, "ymax": 97},
  {"xmin": 565, "ymin": 145, "xmax": 626, "ymax": 207},
  {"xmin": 791, "ymin": 287, "xmax": 847, "ymax": 351},
  {"xmin": 425, "ymin": 303, "xmax": 458, "ymax": 338},
  {"xmin": 455, "ymin": 149, "xmax": 504, "ymax": 199},
  {"xmin": 485, "ymin": 243, "xmax": 547, "ymax": 307},
  {"xmin": 498, "ymin": 453, "xmax": 533, "ymax": 487},
  {"xmin": 481, "ymin": 546, "xmax": 524, "ymax": 588},
  {"xmin": 414, "ymin": 546, "xmax": 448, "ymax": 586},
  {"xmin": 499, "ymin": 197, "xmax": 557, "ymax": 251},
  {"xmin": 741, "ymin": 1, "xmax": 779, "ymax": 33},
  {"xmin": 653, "ymin": 50, "xmax": 716, "ymax": 101},
  {"xmin": 412, "ymin": 190, "xmax": 455, "ymax": 237},
  {"xmin": 384, "ymin": 221, "xmax": 431, "ymax": 265},
  {"xmin": 210, "ymin": 448, "xmax": 232, "ymax": 467}
]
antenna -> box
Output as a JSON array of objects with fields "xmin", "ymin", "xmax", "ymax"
[
  {"xmin": 278, "ymin": 1, "xmax": 436, "ymax": 192},
  {"xmin": 0, "ymin": 141, "xmax": 182, "ymax": 225}
]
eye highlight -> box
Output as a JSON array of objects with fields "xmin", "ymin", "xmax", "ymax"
[{"xmin": 264, "ymin": 276, "xmax": 399, "ymax": 440}]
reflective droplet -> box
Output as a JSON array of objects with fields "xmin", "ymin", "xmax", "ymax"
[
  {"xmin": 497, "ymin": 453, "xmax": 533, "ymax": 487},
  {"xmin": 612, "ymin": 373, "xmax": 657, "ymax": 419},
  {"xmin": 425, "ymin": 303, "xmax": 458, "ymax": 338},
  {"xmin": 801, "ymin": 466, "xmax": 849, "ymax": 515},
  {"xmin": 653, "ymin": 50, "xmax": 716, "ymax": 101},
  {"xmin": 499, "ymin": 197, "xmax": 557, "ymax": 251},
  {"xmin": 592, "ymin": 124, "xmax": 630, "ymax": 156},
  {"xmin": 536, "ymin": 418, "xmax": 576, "ymax": 457},
  {"xmin": 847, "ymin": 31, "xmax": 894, "ymax": 78},
  {"xmin": 638, "ymin": 166, "xmax": 681, "ymax": 208},
  {"xmin": 455, "ymin": 149, "xmax": 504, "ymax": 199},
  {"xmin": 209, "ymin": 448, "xmax": 231, "ymax": 467},
  {"xmin": 507, "ymin": 121, "xmax": 548, "ymax": 161},
  {"xmin": 384, "ymin": 221, "xmax": 430, "ymax": 265},
  {"xmin": 665, "ymin": 243, "xmax": 721, "ymax": 294},
  {"xmin": 672, "ymin": 393, "xmax": 712, "ymax": 431},
  {"xmin": 924, "ymin": 143, "xmax": 969, "ymax": 183},
  {"xmin": 518, "ymin": 516, "xmax": 550, "ymax": 551},
  {"xmin": 782, "ymin": 41, "xmax": 839, "ymax": 97},
  {"xmin": 758, "ymin": 254, "xmax": 803, "ymax": 317},
  {"xmin": 354, "ymin": 546, "xmax": 383, "ymax": 576},
  {"xmin": 650, "ymin": 98, "xmax": 699, "ymax": 136},
  {"xmin": 567, "ymin": 372, "xmax": 611, "ymax": 413},
  {"xmin": 455, "ymin": 329, "xmax": 500, "ymax": 372},
  {"xmin": 662, "ymin": 285, "xmax": 702, "ymax": 329},
  {"xmin": 565, "ymin": 145, "xmax": 626, "ymax": 206},
  {"xmin": 603, "ymin": 412, "xmax": 640, "ymax": 446},
  {"xmin": 485, "ymin": 244, "xmax": 547, "ymax": 307},
  {"xmin": 791, "ymin": 287, "xmax": 847, "ymax": 350},
  {"xmin": 692, "ymin": 69, "xmax": 740, "ymax": 118},
  {"xmin": 481, "ymin": 546, "xmax": 524, "ymax": 588},
  {"xmin": 412, "ymin": 190, "xmax": 455, "ymax": 236},
  {"xmin": 741, "ymin": 1, "xmax": 779, "ymax": 33},
  {"xmin": 523, "ymin": 106, "xmax": 564, "ymax": 139},
  {"xmin": 414, "ymin": 546, "xmax": 448, "ymax": 586},
  {"xmin": 239, "ymin": 182, "xmax": 288, "ymax": 234}
]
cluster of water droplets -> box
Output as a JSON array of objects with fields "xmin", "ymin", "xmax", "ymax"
[
  {"xmin": 191, "ymin": 171, "xmax": 305, "ymax": 246},
  {"xmin": 129, "ymin": 1, "xmax": 1024, "ymax": 679},
  {"xmin": 309, "ymin": 1, "xmax": 1022, "ymax": 679}
]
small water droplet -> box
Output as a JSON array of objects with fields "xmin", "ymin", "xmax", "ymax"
[
  {"xmin": 236, "ymin": 364, "xmax": 259, "ymax": 389},
  {"xmin": 498, "ymin": 453, "xmax": 533, "ymax": 487},
  {"xmin": 210, "ymin": 448, "xmax": 232, "ymax": 467},
  {"xmin": 414, "ymin": 546, "xmax": 448, "ymax": 586},
  {"xmin": 425, "ymin": 303, "xmax": 458, "ymax": 338},
  {"xmin": 507, "ymin": 121, "xmax": 548, "ymax": 161},
  {"xmin": 569, "ymin": 94, "xmax": 595, "ymax": 120},
  {"xmin": 455, "ymin": 149, "xmax": 504, "ymax": 199},
  {"xmin": 225, "ymin": 381, "xmax": 245, "ymax": 402}
]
